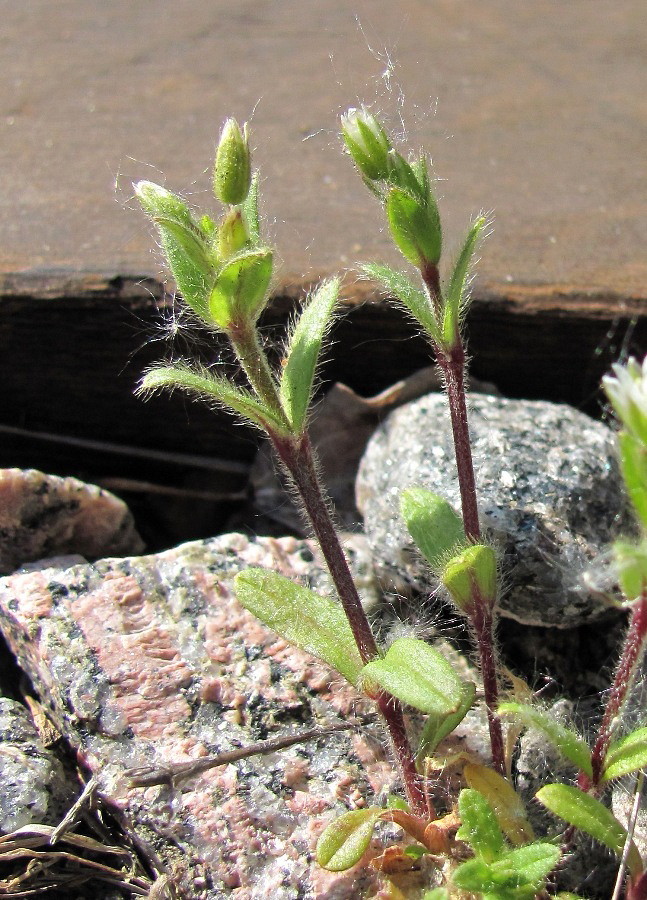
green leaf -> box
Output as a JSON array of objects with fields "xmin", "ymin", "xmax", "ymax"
[
  {"xmin": 134, "ymin": 181, "xmax": 214, "ymax": 320},
  {"xmin": 400, "ymin": 488, "xmax": 467, "ymax": 575},
  {"xmin": 463, "ymin": 763, "xmax": 535, "ymax": 846},
  {"xmin": 386, "ymin": 186, "xmax": 442, "ymax": 268},
  {"xmin": 137, "ymin": 362, "xmax": 288, "ymax": 435},
  {"xmin": 416, "ymin": 681, "xmax": 476, "ymax": 764},
  {"xmin": 241, "ymin": 172, "xmax": 261, "ymax": 245},
  {"xmin": 602, "ymin": 727, "xmax": 647, "ymax": 781},
  {"xmin": 360, "ymin": 637, "xmax": 467, "ymax": 715},
  {"xmin": 452, "ymin": 836, "xmax": 560, "ymax": 896},
  {"xmin": 497, "ymin": 701, "xmax": 593, "ymax": 777},
  {"xmin": 456, "ymin": 788, "xmax": 506, "ymax": 862},
  {"xmin": 387, "ymin": 150, "xmax": 428, "ymax": 201},
  {"xmin": 361, "ymin": 262, "xmax": 440, "ymax": 342},
  {"xmin": 234, "ymin": 569, "xmax": 364, "ymax": 685},
  {"xmin": 279, "ymin": 277, "xmax": 340, "ymax": 433},
  {"xmin": 315, "ymin": 807, "xmax": 383, "ymax": 871},
  {"xmin": 536, "ymin": 783, "xmax": 643, "ymax": 878},
  {"xmin": 442, "ymin": 216, "xmax": 487, "ymax": 347},
  {"xmin": 209, "ymin": 248, "xmax": 273, "ymax": 328}
]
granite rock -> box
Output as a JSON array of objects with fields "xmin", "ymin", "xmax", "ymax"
[
  {"xmin": 0, "ymin": 532, "xmax": 441, "ymax": 900},
  {"xmin": 356, "ymin": 394, "xmax": 631, "ymax": 627},
  {"xmin": 0, "ymin": 696, "xmax": 74, "ymax": 833},
  {"xmin": 0, "ymin": 468, "xmax": 144, "ymax": 574}
]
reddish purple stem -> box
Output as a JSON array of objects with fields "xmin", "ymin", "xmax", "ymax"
[
  {"xmin": 271, "ymin": 430, "xmax": 429, "ymax": 818},
  {"xmin": 580, "ymin": 588, "xmax": 647, "ymax": 791}
]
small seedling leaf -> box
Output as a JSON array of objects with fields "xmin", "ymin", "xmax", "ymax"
[
  {"xmin": 208, "ymin": 248, "xmax": 273, "ymax": 328},
  {"xmin": 416, "ymin": 680, "xmax": 476, "ymax": 764},
  {"xmin": 315, "ymin": 807, "xmax": 383, "ymax": 871},
  {"xmin": 602, "ymin": 727, "xmax": 647, "ymax": 782},
  {"xmin": 536, "ymin": 783, "xmax": 643, "ymax": 878},
  {"xmin": 137, "ymin": 363, "xmax": 287, "ymax": 435},
  {"xmin": 360, "ymin": 637, "xmax": 465, "ymax": 715},
  {"xmin": 441, "ymin": 543, "xmax": 497, "ymax": 614},
  {"xmin": 442, "ymin": 216, "xmax": 487, "ymax": 347},
  {"xmin": 456, "ymin": 788, "xmax": 506, "ymax": 862},
  {"xmin": 279, "ymin": 277, "xmax": 340, "ymax": 433},
  {"xmin": 463, "ymin": 763, "xmax": 535, "ymax": 846},
  {"xmin": 234, "ymin": 569, "xmax": 363, "ymax": 685},
  {"xmin": 400, "ymin": 488, "xmax": 466, "ymax": 575},
  {"xmin": 614, "ymin": 537, "xmax": 647, "ymax": 605},
  {"xmin": 497, "ymin": 701, "xmax": 593, "ymax": 777}
]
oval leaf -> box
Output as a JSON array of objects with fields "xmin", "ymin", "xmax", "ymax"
[
  {"xmin": 602, "ymin": 726, "xmax": 647, "ymax": 782},
  {"xmin": 361, "ymin": 637, "xmax": 465, "ymax": 715},
  {"xmin": 536, "ymin": 783, "xmax": 643, "ymax": 878},
  {"xmin": 463, "ymin": 763, "xmax": 535, "ymax": 846},
  {"xmin": 400, "ymin": 488, "xmax": 466, "ymax": 575},
  {"xmin": 497, "ymin": 701, "xmax": 593, "ymax": 777},
  {"xmin": 315, "ymin": 808, "xmax": 383, "ymax": 871},
  {"xmin": 234, "ymin": 569, "xmax": 363, "ymax": 685},
  {"xmin": 456, "ymin": 788, "xmax": 505, "ymax": 863}
]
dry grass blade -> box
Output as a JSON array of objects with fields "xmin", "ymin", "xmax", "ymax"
[{"xmin": 0, "ymin": 822, "xmax": 155, "ymax": 897}]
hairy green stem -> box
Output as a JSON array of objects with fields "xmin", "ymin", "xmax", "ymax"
[
  {"xmin": 228, "ymin": 319, "xmax": 291, "ymax": 431},
  {"xmin": 273, "ymin": 431, "xmax": 429, "ymax": 817},
  {"xmin": 580, "ymin": 588, "xmax": 647, "ymax": 790}
]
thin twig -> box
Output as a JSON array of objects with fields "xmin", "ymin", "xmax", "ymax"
[
  {"xmin": 612, "ymin": 770, "xmax": 644, "ymax": 900},
  {"xmin": 125, "ymin": 721, "xmax": 365, "ymax": 788}
]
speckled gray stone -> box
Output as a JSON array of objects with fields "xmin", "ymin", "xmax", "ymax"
[
  {"xmin": 0, "ymin": 697, "xmax": 73, "ymax": 832},
  {"xmin": 356, "ymin": 394, "xmax": 631, "ymax": 627}
]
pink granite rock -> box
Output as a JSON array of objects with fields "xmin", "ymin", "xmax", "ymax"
[
  {"xmin": 0, "ymin": 468, "xmax": 144, "ymax": 574},
  {"xmin": 0, "ymin": 532, "xmax": 435, "ymax": 899}
]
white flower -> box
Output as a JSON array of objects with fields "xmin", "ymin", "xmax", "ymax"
[{"xmin": 603, "ymin": 356, "xmax": 647, "ymax": 443}]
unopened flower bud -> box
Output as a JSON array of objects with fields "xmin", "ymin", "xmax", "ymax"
[
  {"xmin": 341, "ymin": 107, "xmax": 392, "ymax": 181},
  {"xmin": 213, "ymin": 118, "xmax": 251, "ymax": 205}
]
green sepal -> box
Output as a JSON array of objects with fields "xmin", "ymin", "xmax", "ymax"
[
  {"xmin": 315, "ymin": 807, "xmax": 383, "ymax": 871},
  {"xmin": 241, "ymin": 172, "xmax": 261, "ymax": 245},
  {"xmin": 361, "ymin": 262, "xmax": 440, "ymax": 343},
  {"xmin": 208, "ymin": 248, "xmax": 273, "ymax": 328},
  {"xmin": 497, "ymin": 701, "xmax": 593, "ymax": 777},
  {"xmin": 536, "ymin": 783, "xmax": 643, "ymax": 878},
  {"xmin": 217, "ymin": 207, "xmax": 249, "ymax": 260},
  {"xmin": 400, "ymin": 488, "xmax": 467, "ymax": 575},
  {"xmin": 601, "ymin": 726, "xmax": 647, "ymax": 782},
  {"xmin": 618, "ymin": 431, "xmax": 647, "ymax": 528},
  {"xmin": 359, "ymin": 637, "xmax": 468, "ymax": 715},
  {"xmin": 442, "ymin": 216, "xmax": 487, "ymax": 348},
  {"xmin": 416, "ymin": 681, "xmax": 476, "ymax": 766},
  {"xmin": 463, "ymin": 763, "xmax": 535, "ymax": 846},
  {"xmin": 137, "ymin": 362, "xmax": 289, "ymax": 436},
  {"xmin": 234, "ymin": 569, "xmax": 364, "ymax": 685},
  {"xmin": 279, "ymin": 277, "xmax": 340, "ymax": 434},
  {"xmin": 386, "ymin": 185, "xmax": 442, "ymax": 269},
  {"xmin": 441, "ymin": 544, "xmax": 497, "ymax": 615},
  {"xmin": 456, "ymin": 788, "xmax": 506, "ymax": 862}
]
